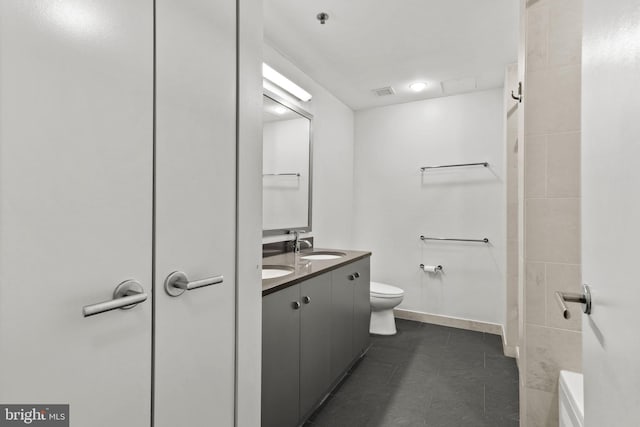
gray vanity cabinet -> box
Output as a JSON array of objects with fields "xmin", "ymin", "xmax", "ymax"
[
  {"xmin": 262, "ymin": 273, "xmax": 332, "ymax": 427},
  {"xmin": 353, "ymin": 258, "xmax": 371, "ymax": 356},
  {"xmin": 262, "ymin": 284, "xmax": 301, "ymax": 427},
  {"xmin": 330, "ymin": 264, "xmax": 356, "ymax": 381},
  {"xmin": 299, "ymin": 274, "xmax": 332, "ymax": 418},
  {"xmin": 262, "ymin": 255, "xmax": 371, "ymax": 427},
  {"xmin": 330, "ymin": 257, "xmax": 371, "ymax": 381}
]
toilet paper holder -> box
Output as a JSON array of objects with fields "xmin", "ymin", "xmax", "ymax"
[{"xmin": 419, "ymin": 264, "xmax": 443, "ymax": 273}]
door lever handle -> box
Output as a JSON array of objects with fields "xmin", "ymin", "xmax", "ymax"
[
  {"xmin": 83, "ymin": 280, "xmax": 147, "ymax": 317},
  {"xmin": 555, "ymin": 285, "xmax": 592, "ymax": 319},
  {"xmin": 164, "ymin": 271, "xmax": 224, "ymax": 297}
]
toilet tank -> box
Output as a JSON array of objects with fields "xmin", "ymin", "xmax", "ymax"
[{"xmin": 559, "ymin": 370, "xmax": 584, "ymax": 427}]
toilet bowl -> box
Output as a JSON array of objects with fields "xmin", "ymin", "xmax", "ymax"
[{"xmin": 369, "ymin": 281, "xmax": 404, "ymax": 335}]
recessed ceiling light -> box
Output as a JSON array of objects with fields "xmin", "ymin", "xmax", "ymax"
[{"xmin": 409, "ymin": 82, "xmax": 428, "ymax": 92}]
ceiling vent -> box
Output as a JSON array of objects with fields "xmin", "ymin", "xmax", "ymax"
[{"xmin": 372, "ymin": 86, "xmax": 395, "ymax": 97}]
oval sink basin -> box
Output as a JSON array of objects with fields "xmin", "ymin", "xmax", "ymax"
[
  {"xmin": 300, "ymin": 251, "xmax": 347, "ymax": 261},
  {"xmin": 262, "ymin": 265, "xmax": 295, "ymax": 280}
]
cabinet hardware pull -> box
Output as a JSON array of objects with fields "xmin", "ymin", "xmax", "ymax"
[
  {"xmin": 164, "ymin": 271, "xmax": 223, "ymax": 297},
  {"xmin": 354, "ymin": 272, "xmax": 360, "ymax": 278},
  {"xmin": 348, "ymin": 274, "xmax": 356, "ymax": 281},
  {"xmin": 83, "ymin": 280, "xmax": 147, "ymax": 317},
  {"xmin": 292, "ymin": 301, "xmax": 301, "ymax": 310},
  {"xmin": 302, "ymin": 296, "xmax": 311, "ymax": 304}
]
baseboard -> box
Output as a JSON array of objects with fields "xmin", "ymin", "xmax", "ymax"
[
  {"xmin": 499, "ymin": 324, "xmax": 518, "ymax": 358},
  {"xmin": 503, "ymin": 344, "xmax": 518, "ymax": 357},
  {"xmin": 394, "ymin": 308, "xmax": 503, "ymax": 336}
]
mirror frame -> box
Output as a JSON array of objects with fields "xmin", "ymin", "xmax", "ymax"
[{"xmin": 262, "ymin": 89, "xmax": 314, "ymax": 237}]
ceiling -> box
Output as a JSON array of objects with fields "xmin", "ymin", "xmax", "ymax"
[{"xmin": 264, "ymin": 0, "xmax": 519, "ymax": 110}]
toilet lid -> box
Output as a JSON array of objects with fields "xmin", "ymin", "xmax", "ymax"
[{"xmin": 370, "ymin": 281, "xmax": 404, "ymax": 297}]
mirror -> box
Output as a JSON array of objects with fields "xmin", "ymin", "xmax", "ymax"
[{"xmin": 262, "ymin": 91, "xmax": 313, "ymax": 236}]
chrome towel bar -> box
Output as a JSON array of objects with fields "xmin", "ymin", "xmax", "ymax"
[
  {"xmin": 263, "ymin": 173, "xmax": 301, "ymax": 177},
  {"xmin": 420, "ymin": 162, "xmax": 488, "ymax": 172},
  {"xmin": 420, "ymin": 235, "xmax": 489, "ymax": 244}
]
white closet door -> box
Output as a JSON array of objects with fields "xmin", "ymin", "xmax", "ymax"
[
  {"xmin": 582, "ymin": 0, "xmax": 640, "ymax": 424},
  {"xmin": 154, "ymin": 0, "xmax": 237, "ymax": 426},
  {"xmin": 0, "ymin": 1, "xmax": 153, "ymax": 426}
]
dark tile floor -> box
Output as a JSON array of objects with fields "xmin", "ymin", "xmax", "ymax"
[{"xmin": 306, "ymin": 319, "xmax": 519, "ymax": 427}]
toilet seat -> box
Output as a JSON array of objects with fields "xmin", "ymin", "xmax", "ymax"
[{"xmin": 370, "ymin": 281, "xmax": 404, "ymax": 298}]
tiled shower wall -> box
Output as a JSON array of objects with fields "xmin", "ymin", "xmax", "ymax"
[{"xmin": 522, "ymin": 0, "xmax": 583, "ymax": 425}]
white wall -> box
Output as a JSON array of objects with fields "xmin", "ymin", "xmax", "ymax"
[
  {"xmin": 263, "ymin": 44, "xmax": 355, "ymax": 249},
  {"xmin": 236, "ymin": 0, "xmax": 263, "ymax": 424},
  {"xmin": 353, "ymin": 90, "xmax": 506, "ymax": 325},
  {"xmin": 263, "ymin": 43, "xmax": 507, "ymax": 327}
]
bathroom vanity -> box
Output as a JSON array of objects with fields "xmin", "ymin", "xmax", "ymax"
[
  {"xmin": 260, "ymin": 87, "xmax": 371, "ymax": 426},
  {"xmin": 261, "ymin": 249, "xmax": 371, "ymax": 427}
]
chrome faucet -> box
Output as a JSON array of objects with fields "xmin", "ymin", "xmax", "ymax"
[{"xmin": 289, "ymin": 230, "xmax": 312, "ymax": 253}]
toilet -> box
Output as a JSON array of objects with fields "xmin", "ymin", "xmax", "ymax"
[{"xmin": 369, "ymin": 281, "xmax": 404, "ymax": 335}]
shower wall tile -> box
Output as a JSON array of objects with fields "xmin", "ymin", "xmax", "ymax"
[
  {"xmin": 523, "ymin": 0, "xmax": 582, "ymax": 425},
  {"xmin": 526, "ymin": 388, "xmax": 559, "ymax": 427},
  {"xmin": 547, "ymin": 132, "xmax": 580, "ymax": 198},
  {"xmin": 525, "ymin": 134, "xmax": 547, "ymax": 197},
  {"xmin": 548, "ymin": 0, "xmax": 583, "ymax": 67},
  {"xmin": 525, "ymin": 262, "xmax": 546, "ymax": 326},
  {"xmin": 546, "ymin": 263, "xmax": 582, "ymax": 331},
  {"xmin": 525, "ymin": 66, "xmax": 581, "ymax": 135},
  {"xmin": 526, "ymin": 1, "xmax": 549, "ymax": 71},
  {"xmin": 507, "ymin": 203, "xmax": 518, "ymax": 241},
  {"xmin": 523, "ymin": 69, "xmax": 547, "ymax": 135},
  {"xmin": 525, "ymin": 325, "xmax": 581, "ymax": 392},
  {"xmin": 525, "ymin": 198, "xmax": 580, "ymax": 264},
  {"xmin": 547, "ymin": 65, "xmax": 581, "ymax": 133}
]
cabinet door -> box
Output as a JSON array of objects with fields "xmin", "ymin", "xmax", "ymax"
[
  {"xmin": 300, "ymin": 273, "xmax": 332, "ymax": 418},
  {"xmin": 0, "ymin": 1, "xmax": 153, "ymax": 426},
  {"xmin": 330, "ymin": 264, "xmax": 356, "ymax": 381},
  {"xmin": 154, "ymin": 0, "xmax": 237, "ymax": 425},
  {"xmin": 262, "ymin": 286, "xmax": 301, "ymax": 427},
  {"xmin": 353, "ymin": 257, "xmax": 371, "ymax": 357}
]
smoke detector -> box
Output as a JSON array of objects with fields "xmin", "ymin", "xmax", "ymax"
[{"xmin": 372, "ymin": 86, "xmax": 395, "ymax": 97}]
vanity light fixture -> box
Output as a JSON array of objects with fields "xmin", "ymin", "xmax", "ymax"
[
  {"xmin": 409, "ymin": 81, "xmax": 428, "ymax": 92},
  {"xmin": 262, "ymin": 63, "xmax": 312, "ymax": 102}
]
